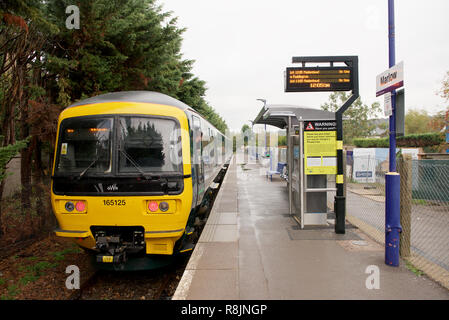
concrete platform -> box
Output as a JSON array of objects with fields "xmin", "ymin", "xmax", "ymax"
[{"xmin": 173, "ymin": 158, "xmax": 449, "ymax": 300}]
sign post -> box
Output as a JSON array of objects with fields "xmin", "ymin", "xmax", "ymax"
[{"xmin": 374, "ymin": 0, "xmax": 403, "ymax": 267}]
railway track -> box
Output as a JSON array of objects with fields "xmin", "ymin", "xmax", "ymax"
[
  {"xmin": 0, "ymin": 236, "xmax": 47, "ymax": 261},
  {"xmin": 70, "ymin": 255, "xmax": 188, "ymax": 300}
]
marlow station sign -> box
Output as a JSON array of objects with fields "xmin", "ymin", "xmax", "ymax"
[{"xmin": 376, "ymin": 61, "xmax": 404, "ymax": 97}]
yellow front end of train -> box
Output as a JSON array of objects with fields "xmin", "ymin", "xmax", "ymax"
[{"xmin": 51, "ymin": 99, "xmax": 193, "ymax": 258}]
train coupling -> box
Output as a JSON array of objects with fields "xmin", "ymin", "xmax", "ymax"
[
  {"xmin": 92, "ymin": 227, "xmax": 145, "ymax": 264},
  {"xmin": 95, "ymin": 235, "xmax": 127, "ymax": 264}
]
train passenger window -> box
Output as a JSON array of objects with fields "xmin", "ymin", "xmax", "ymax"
[
  {"xmin": 118, "ymin": 116, "xmax": 182, "ymax": 173},
  {"xmin": 192, "ymin": 115, "xmax": 202, "ymax": 166},
  {"xmin": 55, "ymin": 117, "xmax": 113, "ymax": 175},
  {"xmin": 192, "ymin": 116, "xmax": 200, "ymax": 129}
]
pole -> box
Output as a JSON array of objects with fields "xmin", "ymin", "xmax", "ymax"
[
  {"xmin": 385, "ymin": 0, "xmax": 402, "ymax": 267},
  {"xmin": 388, "ymin": 0, "xmax": 396, "ymax": 172},
  {"xmin": 299, "ymin": 121, "xmax": 304, "ymax": 229},
  {"xmin": 334, "ymin": 111, "xmax": 346, "ymax": 234},
  {"xmin": 288, "ymin": 117, "xmax": 292, "ymax": 215},
  {"xmin": 265, "ymin": 124, "xmax": 267, "ymax": 156}
]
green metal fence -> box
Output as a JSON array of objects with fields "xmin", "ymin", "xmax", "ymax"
[{"xmin": 412, "ymin": 160, "xmax": 449, "ymax": 202}]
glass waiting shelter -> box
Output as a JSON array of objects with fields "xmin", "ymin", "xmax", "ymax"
[{"xmin": 253, "ymin": 104, "xmax": 337, "ymax": 228}]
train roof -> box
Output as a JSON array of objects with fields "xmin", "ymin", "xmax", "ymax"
[{"xmin": 67, "ymin": 91, "xmax": 190, "ymax": 111}]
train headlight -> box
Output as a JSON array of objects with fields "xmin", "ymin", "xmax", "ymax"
[
  {"xmin": 159, "ymin": 201, "xmax": 169, "ymax": 212},
  {"xmin": 148, "ymin": 201, "xmax": 159, "ymax": 212},
  {"xmin": 75, "ymin": 201, "xmax": 86, "ymax": 212},
  {"xmin": 65, "ymin": 201, "xmax": 75, "ymax": 212}
]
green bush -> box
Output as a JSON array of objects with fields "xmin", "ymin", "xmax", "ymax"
[{"xmin": 353, "ymin": 132, "xmax": 444, "ymax": 148}]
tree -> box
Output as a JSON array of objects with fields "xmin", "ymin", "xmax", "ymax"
[
  {"xmin": 241, "ymin": 124, "xmax": 250, "ymax": 133},
  {"xmin": 321, "ymin": 92, "xmax": 381, "ymax": 145},
  {"xmin": 439, "ymin": 71, "xmax": 449, "ymax": 102},
  {"xmin": 0, "ymin": 138, "xmax": 28, "ymax": 236},
  {"xmin": 278, "ymin": 135, "xmax": 287, "ymax": 146},
  {"xmin": 0, "ymin": 0, "xmax": 56, "ymax": 230},
  {"xmin": 240, "ymin": 124, "xmax": 251, "ymax": 147},
  {"xmin": 44, "ymin": 0, "xmax": 227, "ymax": 132},
  {"xmin": 0, "ymin": 0, "xmax": 228, "ymax": 240},
  {"xmin": 427, "ymin": 109, "xmax": 447, "ymax": 132},
  {"xmin": 403, "ymin": 108, "xmax": 448, "ymax": 135},
  {"xmin": 404, "ymin": 109, "xmax": 431, "ymax": 134}
]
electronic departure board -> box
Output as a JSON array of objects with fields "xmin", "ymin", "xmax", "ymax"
[{"xmin": 285, "ymin": 67, "xmax": 352, "ymax": 92}]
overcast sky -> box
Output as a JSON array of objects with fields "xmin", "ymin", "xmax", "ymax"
[{"xmin": 161, "ymin": 0, "xmax": 449, "ymax": 131}]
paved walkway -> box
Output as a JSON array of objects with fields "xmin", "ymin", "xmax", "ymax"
[
  {"xmin": 344, "ymin": 190, "xmax": 449, "ymax": 274},
  {"xmin": 173, "ymin": 158, "xmax": 449, "ymax": 300}
]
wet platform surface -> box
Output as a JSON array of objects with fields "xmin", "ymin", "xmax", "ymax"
[{"xmin": 173, "ymin": 158, "xmax": 449, "ymax": 300}]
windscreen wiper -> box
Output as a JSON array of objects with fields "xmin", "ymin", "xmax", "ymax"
[
  {"xmin": 117, "ymin": 120, "xmax": 154, "ymax": 180},
  {"xmin": 118, "ymin": 148, "xmax": 154, "ymax": 180},
  {"xmin": 78, "ymin": 156, "xmax": 100, "ymax": 179}
]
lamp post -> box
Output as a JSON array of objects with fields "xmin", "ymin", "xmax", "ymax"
[{"xmin": 256, "ymin": 99, "xmax": 268, "ymax": 156}]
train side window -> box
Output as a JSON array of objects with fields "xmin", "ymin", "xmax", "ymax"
[
  {"xmin": 192, "ymin": 115, "xmax": 201, "ymax": 129},
  {"xmin": 192, "ymin": 115, "xmax": 202, "ymax": 165}
]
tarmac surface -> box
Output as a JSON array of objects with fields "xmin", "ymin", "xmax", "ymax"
[
  {"xmin": 345, "ymin": 190, "xmax": 449, "ymax": 272},
  {"xmin": 173, "ymin": 157, "xmax": 449, "ymax": 300}
]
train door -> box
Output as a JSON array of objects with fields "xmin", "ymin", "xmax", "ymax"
[{"xmin": 192, "ymin": 115, "xmax": 204, "ymax": 205}]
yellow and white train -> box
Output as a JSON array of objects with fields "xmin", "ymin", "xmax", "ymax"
[{"xmin": 51, "ymin": 91, "xmax": 231, "ymax": 268}]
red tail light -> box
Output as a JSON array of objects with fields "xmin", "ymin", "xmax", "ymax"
[
  {"xmin": 75, "ymin": 201, "xmax": 86, "ymax": 212},
  {"xmin": 148, "ymin": 201, "xmax": 159, "ymax": 212}
]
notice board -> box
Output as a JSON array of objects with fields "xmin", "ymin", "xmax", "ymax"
[{"xmin": 304, "ymin": 120, "xmax": 337, "ymax": 175}]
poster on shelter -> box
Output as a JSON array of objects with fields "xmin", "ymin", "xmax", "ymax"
[{"xmin": 303, "ymin": 121, "xmax": 337, "ymax": 175}]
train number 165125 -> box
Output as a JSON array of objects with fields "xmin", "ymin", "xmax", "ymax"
[{"xmin": 103, "ymin": 199, "xmax": 126, "ymax": 206}]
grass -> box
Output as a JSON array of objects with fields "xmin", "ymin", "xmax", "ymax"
[
  {"xmin": 28, "ymin": 261, "xmax": 58, "ymax": 276},
  {"xmin": 50, "ymin": 246, "xmax": 82, "ymax": 261},
  {"xmin": 405, "ymin": 261, "xmax": 425, "ymax": 277},
  {"xmin": 412, "ymin": 199, "xmax": 428, "ymax": 206},
  {"xmin": 26, "ymin": 256, "xmax": 39, "ymax": 261},
  {"xmin": 18, "ymin": 260, "xmax": 58, "ymax": 279},
  {"xmin": 0, "ymin": 237, "xmax": 82, "ymax": 300},
  {"xmin": 18, "ymin": 273, "xmax": 39, "ymax": 286},
  {"xmin": 1, "ymin": 284, "xmax": 19, "ymax": 300},
  {"xmin": 0, "ymin": 260, "xmax": 60, "ymax": 299}
]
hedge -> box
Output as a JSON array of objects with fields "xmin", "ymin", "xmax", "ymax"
[{"xmin": 353, "ymin": 132, "xmax": 444, "ymax": 148}]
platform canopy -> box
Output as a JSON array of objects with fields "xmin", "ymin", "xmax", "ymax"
[{"xmin": 253, "ymin": 104, "xmax": 336, "ymax": 129}]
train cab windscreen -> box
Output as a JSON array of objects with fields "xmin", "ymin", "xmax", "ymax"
[
  {"xmin": 53, "ymin": 115, "xmax": 183, "ymax": 195},
  {"xmin": 55, "ymin": 117, "xmax": 113, "ymax": 175},
  {"xmin": 118, "ymin": 116, "xmax": 182, "ymax": 174}
]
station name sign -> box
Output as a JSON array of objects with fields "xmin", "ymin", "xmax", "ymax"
[
  {"xmin": 285, "ymin": 67, "xmax": 352, "ymax": 92},
  {"xmin": 376, "ymin": 61, "xmax": 404, "ymax": 97}
]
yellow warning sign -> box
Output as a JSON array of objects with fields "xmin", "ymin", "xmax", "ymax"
[
  {"xmin": 61, "ymin": 143, "xmax": 68, "ymax": 155},
  {"xmin": 304, "ymin": 128, "xmax": 337, "ymax": 175}
]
